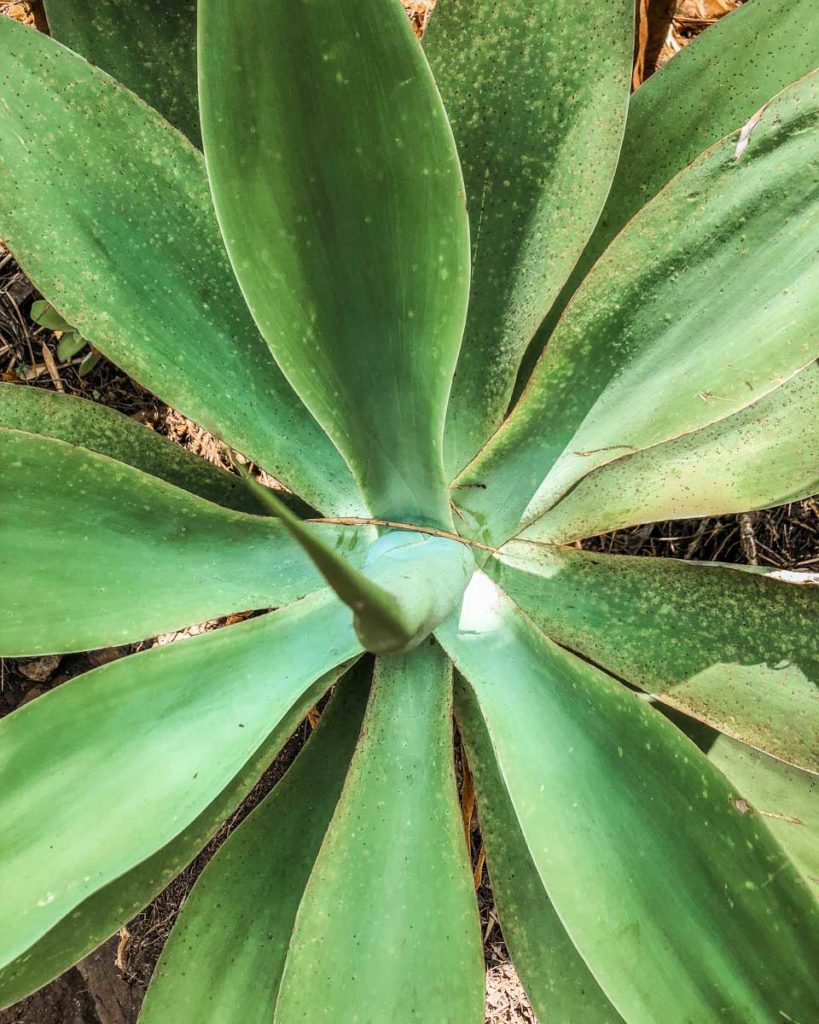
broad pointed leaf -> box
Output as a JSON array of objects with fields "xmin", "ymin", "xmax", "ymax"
[
  {"xmin": 526, "ymin": 0, "xmax": 819, "ymax": 365},
  {"xmin": 0, "ymin": 383, "xmax": 258, "ymax": 513},
  {"xmin": 454, "ymin": 675, "xmax": 622, "ymax": 1024},
  {"xmin": 245, "ymin": 473, "xmax": 474, "ymax": 655},
  {"xmin": 43, "ymin": 0, "xmax": 200, "ymax": 144},
  {"xmin": 489, "ymin": 541, "xmax": 819, "ymax": 772},
  {"xmin": 0, "ymin": 428, "xmax": 369, "ymax": 655},
  {"xmin": 274, "ymin": 644, "xmax": 484, "ymax": 1023},
  {"xmin": 0, "ymin": 590, "xmax": 362, "ymax": 1007},
  {"xmin": 139, "ymin": 663, "xmax": 371, "ymax": 1024},
  {"xmin": 423, "ymin": 0, "xmax": 632, "ymax": 475},
  {"xmin": 200, "ymin": 0, "xmax": 470, "ymax": 527},
  {"xmin": 0, "ymin": 18, "xmax": 362, "ymax": 516},
  {"xmin": 455, "ymin": 71, "xmax": 819, "ymax": 545},
  {"xmin": 437, "ymin": 574, "xmax": 819, "ymax": 1023},
  {"xmin": 521, "ymin": 362, "xmax": 819, "ymax": 543},
  {"xmin": 659, "ymin": 705, "xmax": 819, "ymax": 893},
  {"xmin": 0, "ymin": 659, "xmax": 353, "ymax": 1008}
]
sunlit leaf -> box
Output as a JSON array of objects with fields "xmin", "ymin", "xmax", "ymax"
[
  {"xmin": 454, "ymin": 676, "xmax": 622, "ymax": 1023},
  {"xmin": 0, "ymin": 592, "xmax": 362, "ymax": 1006},
  {"xmin": 200, "ymin": 0, "xmax": 470, "ymax": 526},
  {"xmin": 0, "ymin": 427, "xmax": 369, "ymax": 655},
  {"xmin": 659, "ymin": 704, "xmax": 819, "ymax": 892},
  {"xmin": 522, "ymin": 0, "xmax": 819, "ymax": 381},
  {"xmin": 139, "ymin": 664, "xmax": 371, "ymax": 1024},
  {"xmin": 438, "ymin": 574, "xmax": 819, "ymax": 1022},
  {"xmin": 274, "ymin": 644, "xmax": 484, "ymax": 1023},
  {"xmin": 0, "ymin": 18, "xmax": 362, "ymax": 516},
  {"xmin": 424, "ymin": 0, "xmax": 632, "ymax": 474},
  {"xmin": 521, "ymin": 362, "xmax": 819, "ymax": 543},
  {"xmin": 490, "ymin": 541, "xmax": 819, "ymax": 772},
  {"xmin": 454, "ymin": 71, "xmax": 819, "ymax": 545}
]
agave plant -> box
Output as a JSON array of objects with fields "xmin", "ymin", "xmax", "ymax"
[{"xmin": 1, "ymin": 0, "xmax": 818, "ymax": 1020}]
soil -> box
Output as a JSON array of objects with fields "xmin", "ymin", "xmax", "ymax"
[{"xmin": 1, "ymin": 2, "xmax": 814, "ymax": 1024}]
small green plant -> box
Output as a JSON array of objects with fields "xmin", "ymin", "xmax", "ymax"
[
  {"xmin": 1, "ymin": 1, "xmax": 818, "ymax": 1021},
  {"xmin": 30, "ymin": 299, "xmax": 100, "ymax": 374}
]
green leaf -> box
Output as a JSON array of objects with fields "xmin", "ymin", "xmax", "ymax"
[
  {"xmin": 658, "ymin": 704, "xmax": 819, "ymax": 894},
  {"xmin": 0, "ymin": 382, "xmax": 259, "ymax": 513},
  {"xmin": 0, "ymin": 590, "xmax": 362, "ymax": 1007},
  {"xmin": 526, "ymin": 0, "xmax": 819, "ymax": 367},
  {"xmin": 521, "ymin": 362, "xmax": 819, "ymax": 543},
  {"xmin": 424, "ymin": 0, "xmax": 632, "ymax": 475},
  {"xmin": 56, "ymin": 332, "xmax": 88, "ymax": 362},
  {"xmin": 245, "ymin": 473, "xmax": 474, "ymax": 655},
  {"xmin": 454, "ymin": 673, "xmax": 622, "ymax": 1024},
  {"xmin": 454, "ymin": 70, "xmax": 819, "ymax": 546},
  {"xmin": 274, "ymin": 643, "xmax": 484, "ymax": 1023},
  {"xmin": 0, "ymin": 660, "xmax": 353, "ymax": 1008},
  {"xmin": 489, "ymin": 541, "xmax": 819, "ymax": 773},
  {"xmin": 0, "ymin": 427, "xmax": 370, "ymax": 655},
  {"xmin": 30, "ymin": 299, "xmax": 72, "ymax": 332},
  {"xmin": 44, "ymin": 0, "xmax": 200, "ymax": 145},
  {"xmin": 77, "ymin": 348, "xmax": 102, "ymax": 377},
  {"xmin": 0, "ymin": 17, "xmax": 362, "ymax": 517},
  {"xmin": 437, "ymin": 573, "xmax": 819, "ymax": 1023},
  {"xmin": 139, "ymin": 663, "xmax": 371, "ymax": 1024},
  {"xmin": 199, "ymin": 0, "xmax": 470, "ymax": 528}
]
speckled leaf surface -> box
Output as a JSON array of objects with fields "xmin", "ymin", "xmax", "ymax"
[
  {"xmin": 43, "ymin": 0, "xmax": 200, "ymax": 144},
  {"xmin": 658, "ymin": 705, "xmax": 819, "ymax": 894},
  {"xmin": 274, "ymin": 644, "xmax": 484, "ymax": 1023},
  {"xmin": 0, "ymin": 383, "xmax": 259, "ymax": 513},
  {"xmin": 522, "ymin": 362, "xmax": 819, "ymax": 543},
  {"xmin": 200, "ymin": 0, "xmax": 469, "ymax": 527},
  {"xmin": 0, "ymin": 429, "xmax": 370, "ymax": 655},
  {"xmin": 490, "ymin": 542, "xmax": 819, "ymax": 773},
  {"xmin": 454, "ymin": 71, "xmax": 819, "ymax": 546},
  {"xmin": 0, "ymin": 19, "xmax": 362, "ymax": 516},
  {"xmin": 139, "ymin": 665, "xmax": 371, "ymax": 1024},
  {"xmin": 0, "ymin": 591, "xmax": 362, "ymax": 1008},
  {"xmin": 244, "ymin": 477, "xmax": 474, "ymax": 655},
  {"xmin": 0, "ymin": 662, "xmax": 352, "ymax": 1008},
  {"xmin": 424, "ymin": 0, "xmax": 631, "ymax": 476},
  {"xmin": 438, "ymin": 573, "xmax": 819, "ymax": 1023},
  {"xmin": 454, "ymin": 675, "xmax": 622, "ymax": 1024},
  {"xmin": 528, "ymin": 0, "xmax": 819, "ymax": 360}
]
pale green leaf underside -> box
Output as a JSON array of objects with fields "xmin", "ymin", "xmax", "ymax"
[
  {"xmin": 528, "ymin": 0, "xmax": 819, "ymax": 363},
  {"xmin": 0, "ymin": 428, "xmax": 370, "ymax": 656},
  {"xmin": 522, "ymin": 361, "xmax": 819, "ymax": 543},
  {"xmin": 423, "ymin": 0, "xmax": 632, "ymax": 476},
  {"xmin": 0, "ymin": 18, "xmax": 362, "ymax": 516},
  {"xmin": 456, "ymin": 70, "xmax": 819, "ymax": 545},
  {"xmin": 454, "ymin": 674, "xmax": 622, "ymax": 1024},
  {"xmin": 138, "ymin": 665, "xmax": 371, "ymax": 1024},
  {"xmin": 438, "ymin": 574, "xmax": 819, "ymax": 1023},
  {"xmin": 43, "ymin": 0, "xmax": 200, "ymax": 144},
  {"xmin": 199, "ymin": 0, "xmax": 469, "ymax": 527},
  {"xmin": 0, "ymin": 589, "xmax": 362, "ymax": 1000},
  {"xmin": 490, "ymin": 542, "xmax": 819, "ymax": 773},
  {"xmin": 274, "ymin": 644, "xmax": 484, "ymax": 1023}
]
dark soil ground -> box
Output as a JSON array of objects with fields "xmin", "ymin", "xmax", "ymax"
[{"xmin": 1, "ymin": 2, "xmax": 814, "ymax": 1023}]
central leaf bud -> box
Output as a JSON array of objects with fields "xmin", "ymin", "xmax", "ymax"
[{"xmin": 357, "ymin": 530, "xmax": 475, "ymax": 655}]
